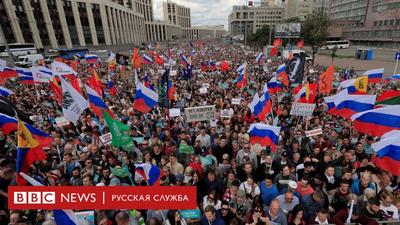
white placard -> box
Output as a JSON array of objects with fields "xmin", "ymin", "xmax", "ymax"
[
  {"xmin": 290, "ymin": 103, "xmax": 316, "ymax": 117},
  {"xmin": 199, "ymin": 87, "xmax": 208, "ymax": 94},
  {"xmin": 309, "ymin": 68, "xmax": 315, "ymax": 73},
  {"xmin": 170, "ymin": 70, "xmax": 177, "ymax": 76},
  {"xmin": 55, "ymin": 117, "xmax": 69, "ymax": 127},
  {"xmin": 99, "ymin": 133, "xmax": 112, "ymax": 145},
  {"xmin": 29, "ymin": 115, "xmax": 43, "ymax": 122},
  {"xmin": 183, "ymin": 93, "xmax": 192, "ymax": 99},
  {"xmin": 231, "ymin": 98, "xmax": 241, "ymax": 105},
  {"xmin": 185, "ymin": 106, "xmax": 216, "ymax": 123},
  {"xmin": 220, "ymin": 109, "xmax": 233, "ymax": 118},
  {"xmin": 305, "ymin": 128, "xmax": 323, "ymax": 137},
  {"xmin": 158, "ymin": 69, "xmax": 165, "ymax": 74},
  {"xmin": 169, "ymin": 108, "xmax": 181, "ymax": 117}
]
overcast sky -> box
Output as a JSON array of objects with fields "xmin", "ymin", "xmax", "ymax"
[{"xmin": 153, "ymin": 0, "xmax": 247, "ymax": 29}]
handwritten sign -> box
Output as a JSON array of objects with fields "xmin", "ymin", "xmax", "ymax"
[
  {"xmin": 100, "ymin": 133, "xmax": 112, "ymax": 145},
  {"xmin": 290, "ymin": 103, "xmax": 316, "ymax": 117},
  {"xmin": 231, "ymin": 98, "xmax": 241, "ymax": 105},
  {"xmin": 305, "ymin": 128, "xmax": 323, "ymax": 137},
  {"xmin": 170, "ymin": 70, "xmax": 177, "ymax": 76},
  {"xmin": 185, "ymin": 106, "xmax": 216, "ymax": 123},
  {"xmin": 220, "ymin": 109, "xmax": 233, "ymax": 118},
  {"xmin": 29, "ymin": 115, "xmax": 43, "ymax": 122},
  {"xmin": 55, "ymin": 117, "xmax": 69, "ymax": 127},
  {"xmin": 169, "ymin": 108, "xmax": 181, "ymax": 117}
]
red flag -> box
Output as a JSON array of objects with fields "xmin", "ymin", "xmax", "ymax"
[
  {"xmin": 88, "ymin": 68, "xmax": 102, "ymax": 96},
  {"xmin": 293, "ymin": 85, "xmax": 303, "ymax": 95},
  {"xmin": 149, "ymin": 50, "xmax": 154, "ymax": 56},
  {"xmin": 297, "ymin": 40, "xmax": 304, "ymax": 49},
  {"xmin": 50, "ymin": 78, "xmax": 62, "ymax": 105},
  {"xmin": 221, "ymin": 61, "xmax": 229, "ymax": 72},
  {"xmin": 70, "ymin": 76, "xmax": 82, "ymax": 95},
  {"xmin": 155, "ymin": 54, "xmax": 164, "ymax": 65},
  {"xmin": 273, "ymin": 39, "xmax": 282, "ymax": 47},
  {"xmin": 131, "ymin": 48, "xmax": 142, "ymax": 69},
  {"xmin": 269, "ymin": 47, "xmax": 278, "ymax": 57},
  {"xmin": 319, "ymin": 65, "xmax": 335, "ymax": 94}
]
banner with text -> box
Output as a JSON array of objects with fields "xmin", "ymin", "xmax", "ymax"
[{"xmin": 184, "ymin": 106, "xmax": 216, "ymax": 123}]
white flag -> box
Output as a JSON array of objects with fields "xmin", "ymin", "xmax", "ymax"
[
  {"xmin": 31, "ymin": 66, "xmax": 53, "ymax": 83},
  {"xmin": 61, "ymin": 77, "xmax": 89, "ymax": 125},
  {"xmin": 51, "ymin": 61, "xmax": 77, "ymax": 76}
]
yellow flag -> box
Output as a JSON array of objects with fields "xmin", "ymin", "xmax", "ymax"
[
  {"xmin": 18, "ymin": 120, "xmax": 39, "ymax": 149},
  {"xmin": 355, "ymin": 76, "xmax": 368, "ymax": 93}
]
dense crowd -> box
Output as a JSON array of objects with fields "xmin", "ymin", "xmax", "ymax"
[{"xmin": 0, "ymin": 40, "xmax": 399, "ymax": 225}]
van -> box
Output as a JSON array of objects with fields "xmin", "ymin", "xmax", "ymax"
[
  {"xmin": 15, "ymin": 54, "xmax": 44, "ymax": 67},
  {"xmin": 283, "ymin": 49, "xmax": 313, "ymax": 62}
]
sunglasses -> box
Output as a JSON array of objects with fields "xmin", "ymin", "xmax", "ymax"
[
  {"xmin": 254, "ymin": 209, "xmax": 262, "ymax": 213},
  {"xmin": 221, "ymin": 208, "xmax": 229, "ymax": 211},
  {"xmin": 208, "ymin": 196, "xmax": 215, "ymax": 201}
]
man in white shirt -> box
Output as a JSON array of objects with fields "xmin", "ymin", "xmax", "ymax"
[
  {"xmin": 380, "ymin": 190, "xmax": 399, "ymax": 221},
  {"xmin": 275, "ymin": 191, "xmax": 300, "ymax": 215},
  {"xmin": 196, "ymin": 127, "xmax": 210, "ymax": 148}
]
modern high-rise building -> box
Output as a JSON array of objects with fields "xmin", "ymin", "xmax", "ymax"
[
  {"xmin": 228, "ymin": 5, "xmax": 283, "ymax": 38},
  {"xmin": 329, "ymin": 0, "xmax": 368, "ymax": 23},
  {"xmin": 339, "ymin": 0, "xmax": 400, "ymax": 46},
  {"xmin": 0, "ymin": 0, "xmax": 147, "ymax": 49},
  {"xmin": 163, "ymin": 0, "xmax": 191, "ymax": 28}
]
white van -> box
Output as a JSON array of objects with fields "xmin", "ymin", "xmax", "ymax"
[
  {"xmin": 283, "ymin": 49, "xmax": 313, "ymax": 62},
  {"xmin": 15, "ymin": 54, "xmax": 44, "ymax": 67}
]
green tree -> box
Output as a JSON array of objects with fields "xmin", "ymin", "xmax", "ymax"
[
  {"xmin": 285, "ymin": 17, "xmax": 301, "ymax": 23},
  {"xmin": 246, "ymin": 25, "xmax": 274, "ymax": 49},
  {"xmin": 302, "ymin": 11, "xmax": 330, "ymax": 63}
]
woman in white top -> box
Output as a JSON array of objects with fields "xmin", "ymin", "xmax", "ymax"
[
  {"xmin": 239, "ymin": 175, "xmax": 261, "ymax": 200},
  {"xmin": 202, "ymin": 190, "xmax": 221, "ymax": 211}
]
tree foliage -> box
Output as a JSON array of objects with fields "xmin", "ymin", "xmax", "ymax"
[
  {"xmin": 246, "ymin": 25, "xmax": 274, "ymax": 50},
  {"xmin": 302, "ymin": 11, "xmax": 330, "ymax": 61}
]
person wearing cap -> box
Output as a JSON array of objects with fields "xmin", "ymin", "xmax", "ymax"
[
  {"xmin": 275, "ymin": 190, "xmax": 300, "ymax": 215},
  {"xmin": 330, "ymin": 202, "xmax": 379, "ymax": 225},
  {"xmin": 272, "ymin": 151, "xmax": 292, "ymax": 173}
]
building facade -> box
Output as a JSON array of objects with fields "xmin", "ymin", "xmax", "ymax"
[
  {"xmin": 283, "ymin": 0, "xmax": 314, "ymax": 21},
  {"xmin": 163, "ymin": 0, "xmax": 191, "ymax": 28},
  {"xmin": 228, "ymin": 5, "xmax": 283, "ymax": 38},
  {"xmin": 183, "ymin": 26, "xmax": 226, "ymax": 39},
  {"xmin": 329, "ymin": 0, "xmax": 368, "ymax": 22},
  {"xmin": 0, "ymin": 0, "xmax": 147, "ymax": 49},
  {"xmin": 313, "ymin": 0, "xmax": 330, "ymax": 14}
]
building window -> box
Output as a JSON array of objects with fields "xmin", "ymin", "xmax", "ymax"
[
  {"xmin": 373, "ymin": 21, "xmax": 377, "ymax": 26},
  {"xmin": 384, "ymin": 20, "xmax": 388, "ymax": 26},
  {"xmin": 390, "ymin": 20, "xmax": 395, "ymax": 26}
]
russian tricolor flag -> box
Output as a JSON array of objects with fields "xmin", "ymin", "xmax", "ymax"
[
  {"xmin": 16, "ymin": 67, "xmax": 34, "ymax": 85},
  {"xmin": 323, "ymin": 95, "xmax": 338, "ymax": 115},
  {"xmin": 267, "ymin": 77, "xmax": 282, "ymax": 94},
  {"xmin": 143, "ymin": 54, "xmax": 154, "ymax": 64},
  {"xmin": 236, "ymin": 63, "xmax": 247, "ymax": 88},
  {"xmin": 253, "ymin": 84, "xmax": 272, "ymax": 121},
  {"xmin": 85, "ymin": 54, "xmax": 98, "ymax": 64},
  {"xmin": 167, "ymin": 80, "xmax": 176, "ymax": 100},
  {"xmin": 0, "ymin": 66, "xmax": 17, "ymax": 84},
  {"xmin": 248, "ymin": 123, "xmax": 281, "ymax": 153},
  {"xmin": 135, "ymin": 163, "xmax": 162, "ymax": 186},
  {"xmin": 255, "ymin": 52, "xmax": 264, "ymax": 64},
  {"xmin": 181, "ymin": 53, "xmax": 190, "ymax": 67},
  {"xmin": 351, "ymin": 105, "xmax": 400, "ymax": 137},
  {"xmin": 334, "ymin": 89, "xmax": 376, "ymax": 119},
  {"xmin": 0, "ymin": 113, "xmax": 52, "ymax": 146},
  {"xmin": 363, "ymin": 68, "xmax": 384, "ymax": 84},
  {"xmin": 276, "ymin": 64, "xmax": 289, "ymax": 86},
  {"xmin": 133, "ymin": 81, "xmax": 159, "ymax": 113},
  {"xmin": 209, "ymin": 61, "xmax": 217, "ymax": 71},
  {"xmin": 0, "ymin": 86, "xmax": 13, "ymax": 97},
  {"xmin": 249, "ymin": 93, "xmax": 260, "ymax": 114},
  {"xmin": 371, "ymin": 131, "xmax": 400, "ymax": 176},
  {"xmin": 85, "ymin": 85, "xmax": 114, "ymax": 118},
  {"xmin": 295, "ymin": 83, "xmax": 318, "ymax": 103}
]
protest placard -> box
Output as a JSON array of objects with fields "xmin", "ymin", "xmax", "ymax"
[
  {"xmin": 170, "ymin": 70, "xmax": 177, "ymax": 76},
  {"xmin": 231, "ymin": 98, "xmax": 241, "ymax": 105},
  {"xmin": 199, "ymin": 87, "xmax": 208, "ymax": 94},
  {"xmin": 290, "ymin": 103, "xmax": 316, "ymax": 117},
  {"xmin": 75, "ymin": 211, "xmax": 95, "ymax": 225},
  {"xmin": 184, "ymin": 106, "xmax": 216, "ymax": 123},
  {"xmin": 305, "ymin": 128, "xmax": 323, "ymax": 137},
  {"xmin": 100, "ymin": 133, "xmax": 112, "ymax": 145},
  {"xmin": 220, "ymin": 109, "xmax": 233, "ymax": 118},
  {"xmin": 55, "ymin": 117, "xmax": 69, "ymax": 127},
  {"xmin": 169, "ymin": 108, "xmax": 181, "ymax": 117}
]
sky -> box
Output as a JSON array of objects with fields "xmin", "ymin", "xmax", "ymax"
[{"xmin": 153, "ymin": 0, "xmax": 247, "ymax": 29}]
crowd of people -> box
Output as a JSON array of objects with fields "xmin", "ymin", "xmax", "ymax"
[{"xmin": 0, "ymin": 39, "xmax": 399, "ymax": 225}]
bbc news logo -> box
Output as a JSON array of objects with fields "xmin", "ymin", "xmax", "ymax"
[
  {"xmin": 14, "ymin": 192, "xmax": 55, "ymax": 204},
  {"xmin": 9, "ymin": 186, "xmax": 196, "ymax": 210}
]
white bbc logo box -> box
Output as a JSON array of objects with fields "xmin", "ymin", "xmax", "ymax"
[{"xmin": 14, "ymin": 192, "xmax": 56, "ymax": 204}]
